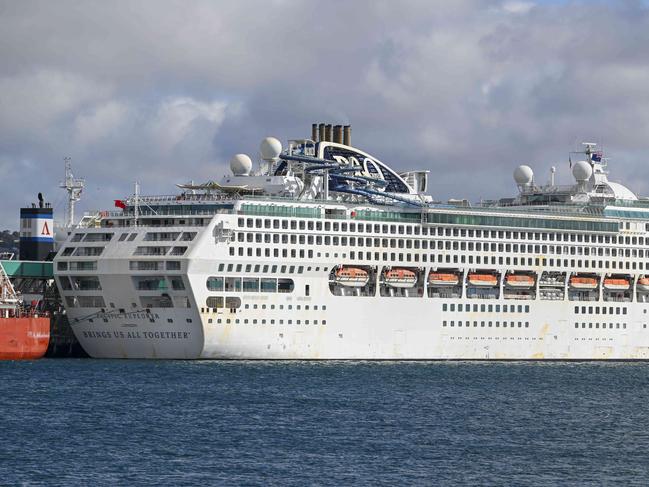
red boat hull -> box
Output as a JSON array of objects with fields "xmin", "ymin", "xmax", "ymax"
[{"xmin": 0, "ymin": 317, "xmax": 50, "ymax": 360}]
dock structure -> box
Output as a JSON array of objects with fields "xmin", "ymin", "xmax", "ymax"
[
  {"xmin": 1, "ymin": 259, "xmax": 86, "ymax": 357},
  {"xmin": 0, "ymin": 260, "xmax": 53, "ymax": 280}
]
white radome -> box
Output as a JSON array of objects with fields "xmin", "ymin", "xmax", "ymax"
[
  {"xmin": 260, "ymin": 137, "xmax": 283, "ymax": 161},
  {"xmin": 230, "ymin": 154, "xmax": 253, "ymax": 176},
  {"xmin": 513, "ymin": 165, "xmax": 534, "ymax": 185},
  {"xmin": 572, "ymin": 160, "xmax": 593, "ymax": 181}
]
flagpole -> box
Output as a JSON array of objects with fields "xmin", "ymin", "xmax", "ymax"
[{"xmin": 134, "ymin": 181, "xmax": 140, "ymax": 228}]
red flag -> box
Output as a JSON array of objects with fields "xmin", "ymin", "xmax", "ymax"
[{"xmin": 114, "ymin": 199, "xmax": 126, "ymax": 209}]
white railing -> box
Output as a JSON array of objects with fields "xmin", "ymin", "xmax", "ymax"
[{"xmin": 0, "ymin": 262, "xmax": 20, "ymax": 315}]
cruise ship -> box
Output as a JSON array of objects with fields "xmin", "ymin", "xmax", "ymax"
[{"xmin": 54, "ymin": 124, "xmax": 649, "ymax": 359}]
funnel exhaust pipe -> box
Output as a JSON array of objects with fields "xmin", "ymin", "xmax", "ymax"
[
  {"xmin": 333, "ymin": 125, "xmax": 342, "ymax": 144},
  {"xmin": 343, "ymin": 125, "xmax": 351, "ymax": 146},
  {"xmin": 312, "ymin": 122, "xmax": 351, "ymax": 144}
]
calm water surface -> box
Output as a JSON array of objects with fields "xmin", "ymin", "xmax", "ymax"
[{"xmin": 2, "ymin": 360, "xmax": 649, "ymax": 486}]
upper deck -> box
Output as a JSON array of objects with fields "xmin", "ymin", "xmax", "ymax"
[{"xmin": 75, "ymin": 127, "xmax": 648, "ymax": 236}]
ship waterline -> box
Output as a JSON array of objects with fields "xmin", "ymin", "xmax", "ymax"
[{"xmin": 53, "ymin": 127, "xmax": 649, "ymax": 359}]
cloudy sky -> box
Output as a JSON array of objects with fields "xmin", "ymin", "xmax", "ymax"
[{"xmin": 1, "ymin": 0, "xmax": 649, "ymax": 229}]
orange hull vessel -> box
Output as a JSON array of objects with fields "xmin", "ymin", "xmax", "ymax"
[{"xmin": 0, "ymin": 317, "xmax": 50, "ymax": 360}]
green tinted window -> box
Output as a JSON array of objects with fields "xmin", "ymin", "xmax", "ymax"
[
  {"xmin": 240, "ymin": 204, "xmax": 321, "ymax": 218},
  {"xmin": 424, "ymin": 212, "xmax": 617, "ymax": 232}
]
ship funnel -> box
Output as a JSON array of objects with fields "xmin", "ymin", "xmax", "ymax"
[
  {"xmin": 343, "ymin": 125, "xmax": 351, "ymax": 146},
  {"xmin": 333, "ymin": 125, "xmax": 342, "ymax": 144},
  {"xmin": 20, "ymin": 196, "xmax": 54, "ymax": 261},
  {"xmin": 313, "ymin": 123, "xmax": 351, "ymax": 144}
]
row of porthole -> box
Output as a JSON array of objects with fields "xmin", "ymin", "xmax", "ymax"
[
  {"xmin": 443, "ymin": 303, "xmax": 530, "ymax": 313},
  {"xmin": 234, "ymin": 234, "xmax": 649, "ymax": 261},
  {"xmin": 449, "ymin": 336, "xmax": 541, "ymax": 340},
  {"xmin": 236, "ymin": 219, "xmax": 644, "ymax": 245},
  {"xmin": 201, "ymin": 303, "xmax": 328, "ymax": 313},
  {"xmin": 232, "ymin": 243, "xmax": 649, "ymax": 267},
  {"xmin": 208, "ymin": 318, "xmax": 327, "ymax": 325},
  {"xmin": 229, "ymin": 245, "xmax": 649, "ymax": 274},
  {"xmin": 443, "ymin": 321, "xmax": 530, "ymax": 328},
  {"xmin": 574, "ymin": 322, "xmax": 629, "ymax": 329},
  {"xmin": 574, "ymin": 306, "xmax": 629, "ymax": 315},
  {"xmin": 574, "ymin": 338, "xmax": 614, "ymax": 341},
  {"xmin": 449, "ymin": 336, "xmax": 620, "ymax": 342},
  {"xmin": 243, "ymin": 303, "xmax": 326, "ymax": 311}
]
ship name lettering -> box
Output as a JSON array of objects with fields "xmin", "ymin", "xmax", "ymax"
[
  {"xmin": 142, "ymin": 331, "xmax": 190, "ymax": 339},
  {"xmin": 82, "ymin": 330, "xmax": 112, "ymax": 339},
  {"xmin": 82, "ymin": 330, "xmax": 189, "ymax": 340}
]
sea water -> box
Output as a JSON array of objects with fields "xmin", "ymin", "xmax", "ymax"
[{"xmin": 2, "ymin": 360, "xmax": 649, "ymax": 486}]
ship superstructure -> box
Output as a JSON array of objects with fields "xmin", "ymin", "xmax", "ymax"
[{"xmin": 54, "ymin": 124, "xmax": 649, "ymax": 359}]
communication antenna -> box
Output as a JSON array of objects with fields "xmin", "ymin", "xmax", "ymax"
[
  {"xmin": 59, "ymin": 157, "xmax": 85, "ymax": 228},
  {"xmin": 550, "ymin": 166, "xmax": 556, "ymax": 186}
]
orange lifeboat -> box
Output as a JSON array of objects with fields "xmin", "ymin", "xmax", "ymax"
[
  {"xmin": 467, "ymin": 273, "xmax": 499, "ymax": 287},
  {"xmin": 428, "ymin": 272, "xmax": 460, "ymax": 286},
  {"xmin": 603, "ymin": 277, "xmax": 630, "ymax": 291},
  {"xmin": 505, "ymin": 274, "xmax": 535, "ymax": 288},
  {"xmin": 637, "ymin": 277, "xmax": 649, "ymax": 292},
  {"xmin": 334, "ymin": 267, "xmax": 369, "ymax": 288},
  {"xmin": 384, "ymin": 268, "xmax": 417, "ymax": 288},
  {"xmin": 569, "ymin": 276, "xmax": 598, "ymax": 290}
]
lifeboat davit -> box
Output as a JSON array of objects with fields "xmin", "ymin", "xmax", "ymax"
[
  {"xmin": 334, "ymin": 267, "xmax": 369, "ymax": 288},
  {"xmin": 569, "ymin": 276, "xmax": 598, "ymax": 290},
  {"xmin": 383, "ymin": 268, "xmax": 417, "ymax": 288},
  {"xmin": 603, "ymin": 277, "xmax": 630, "ymax": 291},
  {"xmin": 637, "ymin": 277, "xmax": 649, "ymax": 292},
  {"xmin": 505, "ymin": 274, "xmax": 535, "ymax": 288},
  {"xmin": 467, "ymin": 273, "xmax": 499, "ymax": 287},
  {"xmin": 428, "ymin": 272, "xmax": 460, "ymax": 286}
]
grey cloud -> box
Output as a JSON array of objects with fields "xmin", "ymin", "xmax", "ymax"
[{"xmin": 1, "ymin": 0, "xmax": 649, "ymax": 228}]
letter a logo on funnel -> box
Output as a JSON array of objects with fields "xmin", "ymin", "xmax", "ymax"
[{"xmin": 41, "ymin": 221, "xmax": 51, "ymax": 236}]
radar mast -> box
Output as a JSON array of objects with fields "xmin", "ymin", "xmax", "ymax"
[{"xmin": 59, "ymin": 157, "xmax": 85, "ymax": 228}]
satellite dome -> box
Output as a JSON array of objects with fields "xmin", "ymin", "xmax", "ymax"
[
  {"xmin": 230, "ymin": 154, "xmax": 252, "ymax": 176},
  {"xmin": 260, "ymin": 137, "xmax": 282, "ymax": 160},
  {"xmin": 513, "ymin": 165, "xmax": 534, "ymax": 185},
  {"xmin": 572, "ymin": 160, "xmax": 593, "ymax": 182}
]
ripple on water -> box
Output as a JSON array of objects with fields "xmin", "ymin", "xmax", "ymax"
[{"xmin": 2, "ymin": 359, "xmax": 649, "ymax": 486}]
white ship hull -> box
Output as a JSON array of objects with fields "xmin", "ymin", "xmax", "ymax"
[
  {"xmin": 71, "ymin": 310, "xmax": 204, "ymax": 359},
  {"xmin": 67, "ymin": 296, "xmax": 649, "ymax": 360},
  {"xmin": 60, "ymin": 213, "xmax": 649, "ymax": 360}
]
